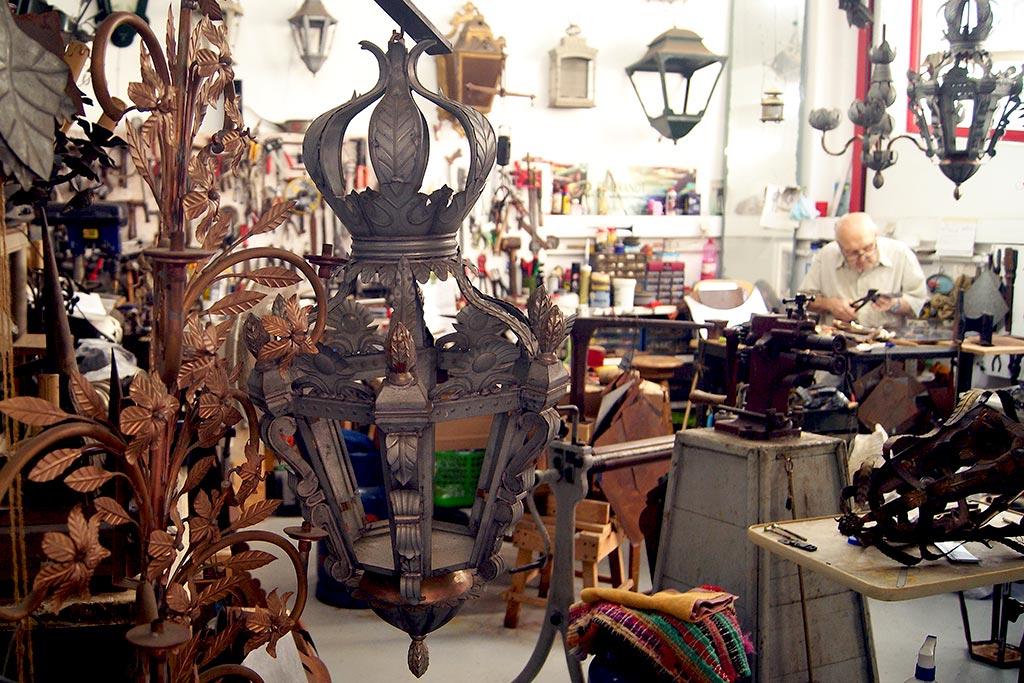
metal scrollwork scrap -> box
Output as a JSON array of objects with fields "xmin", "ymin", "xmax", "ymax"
[{"xmin": 838, "ymin": 389, "xmax": 1024, "ymax": 565}]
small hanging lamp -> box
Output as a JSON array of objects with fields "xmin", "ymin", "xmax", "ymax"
[
  {"xmin": 760, "ymin": 89, "xmax": 784, "ymax": 122},
  {"xmin": 625, "ymin": 28, "xmax": 727, "ymax": 141},
  {"xmin": 289, "ymin": 0, "xmax": 338, "ymax": 75}
]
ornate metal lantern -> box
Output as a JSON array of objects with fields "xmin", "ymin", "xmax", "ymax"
[
  {"xmin": 907, "ymin": 0, "xmax": 1023, "ymax": 199},
  {"xmin": 436, "ymin": 2, "xmax": 506, "ymax": 113},
  {"xmin": 625, "ymin": 28, "xmax": 727, "ymax": 141},
  {"xmin": 249, "ymin": 32, "xmax": 569, "ymax": 677},
  {"xmin": 289, "ymin": 0, "xmax": 338, "ymax": 75},
  {"xmin": 549, "ymin": 24, "xmax": 597, "ymax": 108}
]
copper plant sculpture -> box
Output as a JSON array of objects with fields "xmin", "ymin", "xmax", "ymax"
[
  {"xmin": 0, "ymin": 2, "xmax": 327, "ymax": 681},
  {"xmin": 248, "ymin": 31, "xmax": 570, "ymax": 677},
  {"xmin": 838, "ymin": 389, "xmax": 1024, "ymax": 566}
]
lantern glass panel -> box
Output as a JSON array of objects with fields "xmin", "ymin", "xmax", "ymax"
[{"xmin": 560, "ymin": 57, "xmax": 591, "ymax": 99}]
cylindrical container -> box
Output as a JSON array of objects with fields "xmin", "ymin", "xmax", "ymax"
[
  {"xmin": 613, "ymin": 277, "xmax": 637, "ymax": 311},
  {"xmin": 579, "ymin": 264, "xmax": 593, "ymax": 304},
  {"xmin": 700, "ymin": 238, "xmax": 719, "ymax": 280},
  {"xmin": 589, "ymin": 272, "xmax": 611, "ymax": 307}
]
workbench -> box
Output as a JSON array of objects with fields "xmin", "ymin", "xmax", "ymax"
[
  {"xmin": 956, "ymin": 335, "xmax": 1024, "ymax": 393},
  {"xmin": 749, "ymin": 515, "xmax": 1024, "ymax": 681}
]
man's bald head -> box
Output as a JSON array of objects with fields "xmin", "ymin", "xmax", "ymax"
[{"xmin": 835, "ymin": 212, "xmax": 880, "ymax": 271}]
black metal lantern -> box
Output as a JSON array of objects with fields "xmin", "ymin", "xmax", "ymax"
[
  {"xmin": 907, "ymin": 0, "xmax": 1022, "ymax": 199},
  {"xmin": 289, "ymin": 0, "xmax": 338, "ymax": 75},
  {"xmin": 625, "ymin": 28, "xmax": 727, "ymax": 141},
  {"xmin": 250, "ymin": 31, "xmax": 568, "ymax": 678}
]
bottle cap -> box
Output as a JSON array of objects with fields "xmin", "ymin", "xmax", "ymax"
[{"xmin": 915, "ymin": 635, "xmax": 937, "ymax": 682}]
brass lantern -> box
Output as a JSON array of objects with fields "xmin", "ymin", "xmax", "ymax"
[
  {"xmin": 549, "ymin": 24, "xmax": 597, "ymax": 108},
  {"xmin": 435, "ymin": 2, "xmax": 506, "ymax": 113},
  {"xmin": 907, "ymin": 0, "xmax": 1023, "ymax": 199},
  {"xmin": 625, "ymin": 28, "xmax": 727, "ymax": 141},
  {"xmin": 760, "ymin": 89, "xmax": 784, "ymax": 122},
  {"xmin": 289, "ymin": 0, "xmax": 338, "ymax": 75}
]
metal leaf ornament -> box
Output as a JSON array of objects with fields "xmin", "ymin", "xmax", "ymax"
[{"xmin": 0, "ymin": 6, "xmax": 75, "ymax": 188}]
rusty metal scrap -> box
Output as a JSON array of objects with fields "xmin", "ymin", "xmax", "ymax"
[{"xmin": 838, "ymin": 389, "xmax": 1024, "ymax": 565}]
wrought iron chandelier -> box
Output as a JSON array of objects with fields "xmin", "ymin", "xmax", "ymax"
[
  {"xmin": 907, "ymin": 0, "xmax": 1023, "ymax": 199},
  {"xmin": 808, "ymin": 26, "xmax": 920, "ymax": 190},
  {"xmin": 250, "ymin": 31, "xmax": 570, "ymax": 678}
]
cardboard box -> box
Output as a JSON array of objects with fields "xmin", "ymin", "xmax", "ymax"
[{"xmin": 434, "ymin": 414, "xmax": 493, "ymax": 452}]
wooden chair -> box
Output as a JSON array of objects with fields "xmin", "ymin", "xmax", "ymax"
[{"xmin": 502, "ymin": 498, "xmax": 637, "ymax": 629}]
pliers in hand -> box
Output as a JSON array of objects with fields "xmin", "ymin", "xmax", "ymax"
[{"xmin": 850, "ymin": 289, "xmax": 880, "ymax": 312}]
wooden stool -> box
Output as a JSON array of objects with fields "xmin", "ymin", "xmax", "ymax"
[
  {"xmin": 502, "ymin": 499, "xmax": 637, "ymax": 628},
  {"xmin": 631, "ymin": 354, "xmax": 684, "ymax": 390}
]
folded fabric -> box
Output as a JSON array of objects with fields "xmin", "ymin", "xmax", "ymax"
[
  {"xmin": 567, "ymin": 598, "xmax": 751, "ymax": 683},
  {"xmin": 580, "ymin": 586, "xmax": 738, "ymax": 623}
]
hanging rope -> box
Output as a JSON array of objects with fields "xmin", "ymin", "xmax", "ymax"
[{"xmin": 1, "ymin": 190, "xmax": 35, "ymax": 682}]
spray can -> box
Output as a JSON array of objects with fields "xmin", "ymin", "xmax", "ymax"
[{"xmin": 904, "ymin": 635, "xmax": 937, "ymax": 682}]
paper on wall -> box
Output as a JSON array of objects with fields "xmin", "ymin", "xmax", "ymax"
[{"xmin": 935, "ymin": 220, "xmax": 976, "ymax": 258}]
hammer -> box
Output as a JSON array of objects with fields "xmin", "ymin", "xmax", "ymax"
[{"xmin": 500, "ymin": 235, "xmax": 522, "ymax": 298}]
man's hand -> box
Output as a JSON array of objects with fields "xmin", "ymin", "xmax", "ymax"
[
  {"xmin": 810, "ymin": 296, "xmax": 858, "ymax": 322},
  {"xmin": 873, "ymin": 295, "xmax": 903, "ymax": 316}
]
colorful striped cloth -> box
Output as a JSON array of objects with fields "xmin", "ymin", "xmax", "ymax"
[{"xmin": 568, "ymin": 588, "xmax": 752, "ymax": 683}]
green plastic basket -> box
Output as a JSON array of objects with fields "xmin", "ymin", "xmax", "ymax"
[{"xmin": 433, "ymin": 449, "xmax": 484, "ymax": 508}]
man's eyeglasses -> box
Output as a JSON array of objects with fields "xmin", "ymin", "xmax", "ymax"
[{"xmin": 840, "ymin": 241, "xmax": 877, "ymax": 261}]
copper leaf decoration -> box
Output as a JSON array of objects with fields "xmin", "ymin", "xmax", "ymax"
[
  {"xmin": 243, "ymin": 266, "xmax": 303, "ymax": 289},
  {"xmin": 248, "ymin": 200, "xmax": 294, "ymax": 237},
  {"xmin": 0, "ymin": 6, "xmax": 71, "ymax": 186},
  {"xmin": 93, "ymin": 496, "xmax": 132, "ymax": 526},
  {"xmin": 0, "ymin": 396, "xmax": 74, "ymax": 426},
  {"xmin": 69, "ymin": 370, "xmax": 108, "ymax": 422},
  {"xmin": 41, "ymin": 529, "xmax": 76, "ymax": 563},
  {"xmin": 28, "ymin": 447, "xmax": 83, "ymax": 482},
  {"xmin": 165, "ymin": 582, "xmax": 192, "ymax": 615},
  {"xmin": 206, "ymin": 289, "xmax": 266, "ymax": 316},
  {"xmin": 221, "ymin": 550, "xmax": 277, "ymax": 573},
  {"xmin": 195, "ymin": 574, "xmax": 248, "ymax": 608},
  {"xmin": 64, "ymin": 465, "xmax": 115, "ymax": 493},
  {"xmin": 146, "ymin": 528, "xmax": 178, "ymax": 581},
  {"xmin": 229, "ymin": 499, "xmax": 280, "ymax": 533},
  {"xmin": 179, "ymin": 455, "xmax": 217, "ymax": 497}
]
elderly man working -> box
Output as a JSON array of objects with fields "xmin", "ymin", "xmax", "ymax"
[{"xmin": 799, "ymin": 212, "xmax": 928, "ymax": 328}]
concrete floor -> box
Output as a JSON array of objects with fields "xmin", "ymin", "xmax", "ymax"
[{"xmin": 249, "ymin": 515, "xmax": 1022, "ymax": 683}]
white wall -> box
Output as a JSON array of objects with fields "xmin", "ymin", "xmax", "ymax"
[
  {"xmin": 65, "ymin": 0, "xmax": 730, "ymax": 204},
  {"xmin": 50, "ymin": 1, "xmax": 1024, "ymax": 300}
]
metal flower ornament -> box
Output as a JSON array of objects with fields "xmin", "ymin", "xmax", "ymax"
[{"xmin": 0, "ymin": 2, "xmax": 327, "ymax": 681}]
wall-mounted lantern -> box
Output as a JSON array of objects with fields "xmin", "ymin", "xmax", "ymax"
[
  {"xmin": 435, "ymin": 2, "xmax": 506, "ymax": 114},
  {"xmin": 625, "ymin": 28, "xmax": 727, "ymax": 141},
  {"xmin": 289, "ymin": 0, "xmax": 338, "ymax": 75},
  {"xmin": 549, "ymin": 24, "xmax": 597, "ymax": 108}
]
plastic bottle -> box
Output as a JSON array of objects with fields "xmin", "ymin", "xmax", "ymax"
[
  {"xmin": 700, "ymin": 238, "xmax": 718, "ymax": 280},
  {"xmin": 904, "ymin": 634, "xmax": 937, "ymax": 682},
  {"xmin": 665, "ymin": 186, "xmax": 678, "ymax": 214}
]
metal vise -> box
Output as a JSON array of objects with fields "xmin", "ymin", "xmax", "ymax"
[{"xmin": 713, "ymin": 307, "xmax": 847, "ymax": 440}]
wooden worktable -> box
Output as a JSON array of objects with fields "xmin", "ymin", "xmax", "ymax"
[{"xmin": 748, "ymin": 516, "xmax": 1024, "ymax": 602}]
